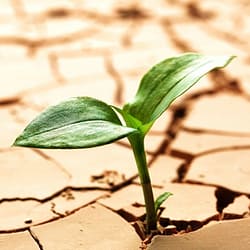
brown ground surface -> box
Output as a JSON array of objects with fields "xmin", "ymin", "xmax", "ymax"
[{"xmin": 0, "ymin": 0, "xmax": 250, "ymax": 249}]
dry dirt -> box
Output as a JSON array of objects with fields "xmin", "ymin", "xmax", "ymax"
[{"xmin": 0, "ymin": 0, "xmax": 250, "ymax": 249}]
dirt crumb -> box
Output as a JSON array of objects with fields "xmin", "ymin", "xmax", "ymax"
[{"xmin": 91, "ymin": 170, "xmax": 125, "ymax": 187}]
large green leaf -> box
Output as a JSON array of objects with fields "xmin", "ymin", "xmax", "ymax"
[
  {"xmin": 14, "ymin": 97, "xmax": 137, "ymax": 148},
  {"xmin": 123, "ymin": 53, "xmax": 235, "ymax": 125}
]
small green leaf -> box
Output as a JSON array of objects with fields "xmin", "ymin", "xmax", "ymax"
[
  {"xmin": 155, "ymin": 192, "xmax": 173, "ymax": 213},
  {"xmin": 112, "ymin": 106, "xmax": 142, "ymax": 129},
  {"xmin": 112, "ymin": 106, "xmax": 154, "ymax": 136},
  {"xmin": 124, "ymin": 53, "xmax": 235, "ymax": 125},
  {"xmin": 14, "ymin": 97, "xmax": 137, "ymax": 148}
]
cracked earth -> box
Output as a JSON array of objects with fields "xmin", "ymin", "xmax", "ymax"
[{"xmin": 0, "ymin": 0, "xmax": 250, "ymax": 249}]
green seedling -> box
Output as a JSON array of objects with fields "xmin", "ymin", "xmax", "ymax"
[{"xmin": 14, "ymin": 53, "xmax": 234, "ymax": 233}]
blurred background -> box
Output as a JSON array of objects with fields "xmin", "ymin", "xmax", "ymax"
[{"xmin": 1, "ymin": 0, "xmax": 249, "ymax": 109}]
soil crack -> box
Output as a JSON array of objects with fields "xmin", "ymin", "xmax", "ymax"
[{"xmin": 28, "ymin": 228, "xmax": 44, "ymax": 250}]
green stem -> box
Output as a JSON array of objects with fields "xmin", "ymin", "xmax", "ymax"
[{"xmin": 129, "ymin": 133, "xmax": 157, "ymax": 233}]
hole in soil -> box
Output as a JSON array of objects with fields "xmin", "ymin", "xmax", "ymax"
[
  {"xmin": 173, "ymin": 106, "xmax": 187, "ymax": 119},
  {"xmin": 215, "ymin": 187, "xmax": 240, "ymax": 213},
  {"xmin": 24, "ymin": 219, "xmax": 32, "ymax": 224},
  {"xmin": 222, "ymin": 213, "xmax": 245, "ymax": 220},
  {"xmin": 159, "ymin": 218, "xmax": 203, "ymax": 233}
]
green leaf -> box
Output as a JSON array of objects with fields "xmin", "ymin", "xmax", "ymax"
[
  {"xmin": 124, "ymin": 53, "xmax": 235, "ymax": 125},
  {"xmin": 112, "ymin": 106, "xmax": 142, "ymax": 129},
  {"xmin": 112, "ymin": 106, "xmax": 153, "ymax": 136},
  {"xmin": 14, "ymin": 97, "xmax": 137, "ymax": 149},
  {"xmin": 155, "ymin": 192, "xmax": 173, "ymax": 213}
]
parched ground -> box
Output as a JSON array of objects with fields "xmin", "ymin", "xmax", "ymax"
[{"xmin": 0, "ymin": 1, "xmax": 250, "ymax": 249}]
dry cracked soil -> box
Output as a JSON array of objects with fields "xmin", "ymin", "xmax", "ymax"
[{"xmin": 0, "ymin": 0, "xmax": 250, "ymax": 249}]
